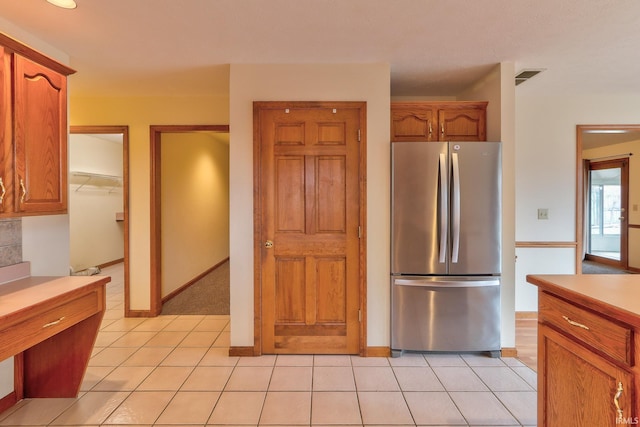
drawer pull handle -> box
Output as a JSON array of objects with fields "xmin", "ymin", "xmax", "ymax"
[
  {"xmin": 562, "ymin": 315, "xmax": 590, "ymax": 330},
  {"xmin": 43, "ymin": 317, "xmax": 65, "ymax": 328},
  {"xmin": 614, "ymin": 382, "xmax": 624, "ymax": 423},
  {"xmin": 0, "ymin": 177, "xmax": 5, "ymax": 206},
  {"xmin": 19, "ymin": 178, "xmax": 27, "ymax": 206}
]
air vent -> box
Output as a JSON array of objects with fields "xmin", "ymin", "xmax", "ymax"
[{"xmin": 515, "ymin": 69, "xmax": 545, "ymax": 86}]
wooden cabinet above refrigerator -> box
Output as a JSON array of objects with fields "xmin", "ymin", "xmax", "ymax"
[
  {"xmin": 0, "ymin": 34, "xmax": 76, "ymax": 217},
  {"xmin": 391, "ymin": 101, "xmax": 487, "ymax": 142}
]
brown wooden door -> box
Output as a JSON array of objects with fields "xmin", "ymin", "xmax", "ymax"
[
  {"xmin": 13, "ymin": 55, "xmax": 67, "ymax": 214},
  {"xmin": 255, "ymin": 102, "xmax": 364, "ymax": 355}
]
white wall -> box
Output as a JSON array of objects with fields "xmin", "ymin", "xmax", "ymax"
[
  {"xmin": 515, "ymin": 90, "xmax": 640, "ymax": 311},
  {"xmin": 161, "ymin": 132, "xmax": 230, "ymax": 297},
  {"xmin": 229, "ymin": 63, "xmax": 391, "ymax": 348},
  {"xmin": 69, "ymin": 134, "xmax": 124, "ymax": 271}
]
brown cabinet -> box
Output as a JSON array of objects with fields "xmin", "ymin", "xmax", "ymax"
[
  {"xmin": 528, "ymin": 275, "xmax": 640, "ymax": 427},
  {"xmin": 391, "ymin": 101, "xmax": 487, "ymax": 142},
  {"xmin": 0, "ymin": 35, "xmax": 75, "ymax": 217}
]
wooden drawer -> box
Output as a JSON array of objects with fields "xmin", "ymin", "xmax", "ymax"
[
  {"xmin": 539, "ymin": 291, "xmax": 633, "ymax": 366},
  {"xmin": 0, "ymin": 289, "xmax": 101, "ymax": 361}
]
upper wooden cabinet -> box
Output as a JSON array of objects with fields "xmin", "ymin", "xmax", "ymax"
[
  {"xmin": 0, "ymin": 34, "xmax": 75, "ymax": 217},
  {"xmin": 391, "ymin": 101, "xmax": 487, "ymax": 142}
]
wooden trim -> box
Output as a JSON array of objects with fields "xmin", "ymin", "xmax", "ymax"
[
  {"xmin": 252, "ymin": 105, "xmax": 263, "ymax": 356},
  {"xmin": 516, "ymin": 311, "xmax": 538, "ymax": 319},
  {"xmin": 515, "ymin": 241, "xmax": 577, "ymax": 248},
  {"xmin": 365, "ymin": 346, "xmax": 390, "ymax": 357},
  {"xmin": 501, "ymin": 348, "xmax": 518, "ymax": 357},
  {"xmin": 391, "ymin": 100, "xmax": 488, "ymax": 110},
  {"xmin": 124, "ymin": 310, "xmax": 153, "ymax": 318},
  {"xmin": 358, "ymin": 104, "xmax": 368, "ymax": 357},
  {"xmin": 0, "ymin": 391, "xmax": 17, "ymax": 414},
  {"xmin": 229, "ymin": 346, "xmax": 256, "ymax": 357},
  {"xmin": 252, "ymin": 102, "xmax": 367, "ymax": 356},
  {"xmin": 70, "ymin": 126, "xmax": 131, "ymax": 317},
  {"xmin": 96, "ymin": 258, "xmax": 124, "ymax": 269},
  {"xmin": 0, "ymin": 33, "xmax": 75, "ymax": 76},
  {"xmin": 161, "ymin": 257, "xmax": 229, "ymax": 303},
  {"xmin": 150, "ymin": 125, "xmax": 230, "ymax": 317},
  {"xmin": 629, "ymin": 224, "xmax": 640, "ymax": 229}
]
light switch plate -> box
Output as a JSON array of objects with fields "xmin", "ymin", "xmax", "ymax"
[{"xmin": 538, "ymin": 208, "xmax": 549, "ymax": 220}]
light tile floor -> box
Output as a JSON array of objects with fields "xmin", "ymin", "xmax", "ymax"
[{"xmin": 0, "ymin": 263, "xmax": 537, "ymax": 426}]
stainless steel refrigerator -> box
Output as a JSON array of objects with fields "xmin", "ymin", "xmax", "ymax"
[{"xmin": 391, "ymin": 141, "xmax": 502, "ymax": 357}]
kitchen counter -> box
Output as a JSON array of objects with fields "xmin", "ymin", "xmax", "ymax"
[
  {"xmin": 0, "ymin": 273, "xmax": 109, "ymax": 411},
  {"xmin": 526, "ymin": 274, "xmax": 640, "ymax": 327},
  {"xmin": 526, "ymin": 274, "xmax": 640, "ymax": 426}
]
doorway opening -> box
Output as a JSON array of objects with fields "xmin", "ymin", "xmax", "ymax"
[
  {"xmin": 150, "ymin": 125, "xmax": 230, "ymax": 316},
  {"xmin": 69, "ymin": 126, "xmax": 130, "ymax": 312},
  {"xmin": 576, "ymin": 124, "xmax": 639, "ymax": 274},
  {"xmin": 585, "ymin": 158, "xmax": 628, "ymax": 267}
]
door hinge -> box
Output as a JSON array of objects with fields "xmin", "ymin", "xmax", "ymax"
[
  {"xmin": 358, "ymin": 309, "xmax": 362, "ymax": 322},
  {"xmin": 357, "ymin": 129, "xmax": 361, "ymax": 142},
  {"xmin": 358, "ymin": 226, "xmax": 362, "ymax": 238}
]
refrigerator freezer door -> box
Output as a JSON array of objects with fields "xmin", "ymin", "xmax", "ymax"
[
  {"xmin": 391, "ymin": 142, "xmax": 448, "ymax": 275},
  {"xmin": 448, "ymin": 142, "xmax": 502, "ymax": 275},
  {"xmin": 391, "ymin": 276, "xmax": 501, "ymax": 353}
]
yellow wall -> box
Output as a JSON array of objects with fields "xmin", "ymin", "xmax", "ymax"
[
  {"xmin": 70, "ymin": 94, "xmax": 230, "ymax": 309},
  {"xmin": 161, "ymin": 132, "xmax": 229, "ymax": 297}
]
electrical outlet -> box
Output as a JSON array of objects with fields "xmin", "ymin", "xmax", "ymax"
[{"xmin": 538, "ymin": 208, "xmax": 549, "ymax": 220}]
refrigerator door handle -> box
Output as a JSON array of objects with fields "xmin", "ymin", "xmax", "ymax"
[
  {"xmin": 451, "ymin": 152, "xmax": 461, "ymax": 263},
  {"xmin": 438, "ymin": 153, "xmax": 448, "ymax": 264}
]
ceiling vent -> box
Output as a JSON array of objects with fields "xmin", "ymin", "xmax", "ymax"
[{"xmin": 515, "ymin": 69, "xmax": 545, "ymax": 86}]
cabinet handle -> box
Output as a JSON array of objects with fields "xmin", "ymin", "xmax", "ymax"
[
  {"xmin": 441, "ymin": 122, "xmax": 445, "ymax": 136},
  {"xmin": 19, "ymin": 178, "xmax": 26, "ymax": 205},
  {"xmin": 562, "ymin": 315, "xmax": 590, "ymax": 330},
  {"xmin": 42, "ymin": 316, "xmax": 65, "ymax": 328},
  {"xmin": 614, "ymin": 382, "xmax": 624, "ymax": 423},
  {"xmin": 428, "ymin": 122, "xmax": 433, "ymax": 137},
  {"xmin": 0, "ymin": 177, "xmax": 5, "ymax": 207}
]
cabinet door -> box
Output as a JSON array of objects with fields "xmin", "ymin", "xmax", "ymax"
[
  {"xmin": 13, "ymin": 55, "xmax": 67, "ymax": 214},
  {"xmin": 539, "ymin": 324, "xmax": 635, "ymax": 426},
  {"xmin": 391, "ymin": 106, "xmax": 435, "ymax": 141},
  {"xmin": 438, "ymin": 108, "xmax": 486, "ymax": 141}
]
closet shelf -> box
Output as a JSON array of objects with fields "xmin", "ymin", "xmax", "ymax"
[{"xmin": 70, "ymin": 171, "xmax": 122, "ymax": 192}]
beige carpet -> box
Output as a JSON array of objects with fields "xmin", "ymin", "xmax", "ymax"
[{"xmin": 161, "ymin": 260, "xmax": 230, "ymax": 315}]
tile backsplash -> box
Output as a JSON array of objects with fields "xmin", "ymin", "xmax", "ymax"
[{"xmin": 0, "ymin": 218, "xmax": 22, "ymax": 267}]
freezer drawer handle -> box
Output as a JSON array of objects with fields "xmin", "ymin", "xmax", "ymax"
[{"xmin": 394, "ymin": 278, "xmax": 499, "ymax": 288}]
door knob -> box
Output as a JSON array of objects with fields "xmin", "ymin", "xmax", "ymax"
[{"xmin": 264, "ymin": 240, "xmax": 273, "ymax": 249}]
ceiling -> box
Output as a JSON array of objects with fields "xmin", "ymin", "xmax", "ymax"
[{"xmin": 0, "ymin": 0, "xmax": 639, "ymax": 98}]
